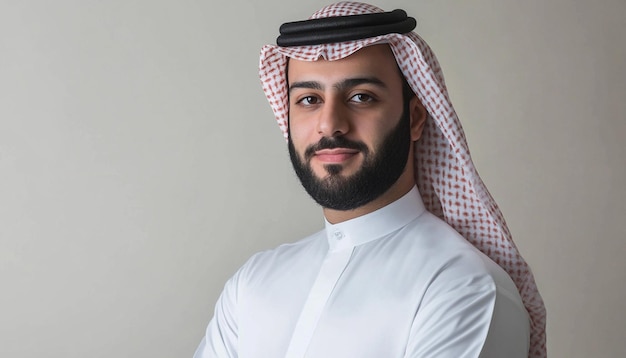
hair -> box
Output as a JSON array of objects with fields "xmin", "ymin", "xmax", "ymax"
[{"xmin": 399, "ymin": 70, "xmax": 415, "ymax": 105}]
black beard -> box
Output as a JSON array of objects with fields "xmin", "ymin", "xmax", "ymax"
[{"xmin": 288, "ymin": 101, "xmax": 411, "ymax": 211}]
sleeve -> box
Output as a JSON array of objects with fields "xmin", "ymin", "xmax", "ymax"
[
  {"xmin": 404, "ymin": 281, "xmax": 530, "ymax": 358},
  {"xmin": 193, "ymin": 273, "xmax": 240, "ymax": 358}
]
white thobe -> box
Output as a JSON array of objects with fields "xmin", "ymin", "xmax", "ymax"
[{"xmin": 194, "ymin": 187, "xmax": 530, "ymax": 357}]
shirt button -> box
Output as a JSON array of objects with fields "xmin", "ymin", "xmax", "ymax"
[{"xmin": 333, "ymin": 231, "xmax": 344, "ymax": 240}]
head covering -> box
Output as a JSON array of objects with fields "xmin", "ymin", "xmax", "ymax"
[{"xmin": 259, "ymin": 2, "xmax": 546, "ymax": 357}]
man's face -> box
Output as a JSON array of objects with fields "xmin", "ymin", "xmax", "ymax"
[{"xmin": 287, "ymin": 44, "xmax": 414, "ymax": 211}]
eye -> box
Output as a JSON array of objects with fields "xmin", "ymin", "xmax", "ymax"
[
  {"xmin": 349, "ymin": 93, "xmax": 375, "ymax": 103},
  {"xmin": 296, "ymin": 96, "xmax": 320, "ymax": 106}
]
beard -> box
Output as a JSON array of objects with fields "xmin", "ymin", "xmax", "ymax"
[{"xmin": 288, "ymin": 101, "xmax": 412, "ymax": 211}]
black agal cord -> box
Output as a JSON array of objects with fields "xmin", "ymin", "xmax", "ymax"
[{"xmin": 277, "ymin": 9, "xmax": 416, "ymax": 47}]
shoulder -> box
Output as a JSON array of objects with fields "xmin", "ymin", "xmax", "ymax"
[
  {"xmin": 402, "ymin": 213, "xmax": 530, "ymax": 356},
  {"xmin": 397, "ymin": 211, "xmax": 525, "ymax": 309}
]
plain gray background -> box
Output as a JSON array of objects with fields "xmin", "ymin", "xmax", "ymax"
[{"xmin": 1, "ymin": 0, "xmax": 624, "ymax": 357}]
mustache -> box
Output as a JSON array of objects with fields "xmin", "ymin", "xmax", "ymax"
[{"xmin": 304, "ymin": 136, "xmax": 369, "ymax": 160}]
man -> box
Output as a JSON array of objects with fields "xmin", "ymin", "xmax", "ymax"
[{"xmin": 194, "ymin": 2, "xmax": 545, "ymax": 357}]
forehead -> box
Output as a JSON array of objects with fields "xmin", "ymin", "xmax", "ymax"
[{"xmin": 286, "ymin": 44, "xmax": 401, "ymax": 84}]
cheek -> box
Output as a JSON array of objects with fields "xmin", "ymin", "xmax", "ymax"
[
  {"xmin": 357, "ymin": 116, "xmax": 394, "ymax": 149},
  {"xmin": 288, "ymin": 117, "xmax": 317, "ymax": 149}
]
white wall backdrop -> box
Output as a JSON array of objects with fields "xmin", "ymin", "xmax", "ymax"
[{"xmin": 1, "ymin": 1, "xmax": 624, "ymax": 357}]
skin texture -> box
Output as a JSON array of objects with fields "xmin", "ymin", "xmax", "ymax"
[{"xmin": 287, "ymin": 44, "xmax": 427, "ymax": 223}]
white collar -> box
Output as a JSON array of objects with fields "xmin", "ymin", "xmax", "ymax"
[{"xmin": 324, "ymin": 186, "xmax": 426, "ymax": 252}]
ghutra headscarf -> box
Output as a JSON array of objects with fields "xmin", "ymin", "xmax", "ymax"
[{"xmin": 259, "ymin": 2, "xmax": 546, "ymax": 356}]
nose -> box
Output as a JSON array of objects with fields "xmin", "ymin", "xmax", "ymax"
[{"xmin": 317, "ymin": 98, "xmax": 349, "ymax": 137}]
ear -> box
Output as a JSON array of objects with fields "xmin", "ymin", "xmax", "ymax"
[{"xmin": 409, "ymin": 96, "xmax": 427, "ymax": 141}]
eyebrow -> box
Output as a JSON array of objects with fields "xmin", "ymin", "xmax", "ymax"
[{"xmin": 288, "ymin": 77, "xmax": 387, "ymax": 94}]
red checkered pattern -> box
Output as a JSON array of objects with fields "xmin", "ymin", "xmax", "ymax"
[{"xmin": 259, "ymin": 2, "xmax": 546, "ymax": 357}]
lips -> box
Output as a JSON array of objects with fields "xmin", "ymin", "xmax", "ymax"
[{"xmin": 314, "ymin": 148, "xmax": 360, "ymax": 163}]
